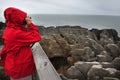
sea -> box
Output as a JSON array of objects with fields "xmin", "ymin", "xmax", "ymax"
[{"xmin": 0, "ymin": 14, "xmax": 120, "ymax": 37}]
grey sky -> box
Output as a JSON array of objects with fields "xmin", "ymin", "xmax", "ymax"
[{"xmin": 0, "ymin": 0, "xmax": 120, "ymax": 15}]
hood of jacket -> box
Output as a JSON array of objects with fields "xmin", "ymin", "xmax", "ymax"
[{"xmin": 4, "ymin": 7, "xmax": 27, "ymax": 28}]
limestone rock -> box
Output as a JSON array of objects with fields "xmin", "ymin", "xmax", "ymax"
[
  {"xmin": 40, "ymin": 35, "xmax": 70, "ymax": 57},
  {"xmin": 112, "ymin": 57, "xmax": 120, "ymax": 70},
  {"xmin": 98, "ymin": 51, "xmax": 113, "ymax": 62},
  {"xmin": 100, "ymin": 62, "xmax": 114, "ymax": 68},
  {"xmin": 87, "ymin": 65, "xmax": 109, "ymax": 80},
  {"xmin": 105, "ymin": 44, "xmax": 120, "ymax": 58},
  {"xmin": 70, "ymin": 46, "xmax": 96, "ymax": 62},
  {"xmin": 97, "ymin": 54, "xmax": 113, "ymax": 62},
  {"xmin": 67, "ymin": 66, "xmax": 85, "ymax": 80},
  {"xmin": 74, "ymin": 61, "xmax": 98, "ymax": 79},
  {"xmin": 0, "ymin": 24, "xmax": 120, "ymax": 80},
  {"xmin": 103, "ymin": 77, "xmax": 119, "ymax": 80},
  {"xmin": 105, "ymin": 68, "xmax": 120, "ymax": 78},
  {"xmin": 90, "ymin": 29, "xmax": 120, "ymax": 42}
]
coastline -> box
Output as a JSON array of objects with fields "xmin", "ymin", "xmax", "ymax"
[
  {"xmin": 0, "ymin": 22, "xmax": 120, "ymax": 80},
  {"xmin": 38, "ymin": 25, "xmax": 120, "ymax": 80}
]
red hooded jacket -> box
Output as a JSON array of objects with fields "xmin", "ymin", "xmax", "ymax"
[{"xmin": 0, "ymin": 7, "xmax": 42, "ymax": 79}]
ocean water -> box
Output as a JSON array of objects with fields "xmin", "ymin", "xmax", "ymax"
[
  {"xmin": 0, "ymin": 14, "xmax": 120, "ymax": 36},
  {"xmin": 30, "ymin": 14, "xmax": 120, "ymax": 37}
]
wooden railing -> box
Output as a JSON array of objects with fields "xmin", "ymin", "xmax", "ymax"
[{"xmin": 32, "ymin": 42, "xmax": 62, "ymax": 80}]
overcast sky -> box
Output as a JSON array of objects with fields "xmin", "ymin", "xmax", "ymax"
[{"xmin": 0, "ymin": 0, "xmax": 120, "ymax": 15}]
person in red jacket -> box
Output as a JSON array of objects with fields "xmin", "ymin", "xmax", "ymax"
[{"xmin": 0, "ymin": 7, "xmax": 42, "ymax": 80}]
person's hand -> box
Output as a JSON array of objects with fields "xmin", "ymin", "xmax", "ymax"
[{"xmin": 25, "ymin": 16, "xmax": 32, "ymax": 25}]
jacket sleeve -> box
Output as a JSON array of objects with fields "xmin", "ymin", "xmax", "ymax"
[{"xmin": 16, "ymin": 23, "xmax": 42, "ymax": 45}]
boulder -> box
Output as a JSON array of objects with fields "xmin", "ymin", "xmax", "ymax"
[
  {"xmin": 84, "ymin": 47, "xmax": 95, "ymax": 61},
  {"xmin": 90, "ymin": 29, "xmax": 120, "ymax": 42},
  {"xmin": 90, "ymin": 29, "xmax": 102, "ymax": 40},
  {"xmin": 87, "ymin": 65, "xmax": 109, "ymax": 80},
  {"xmin": 40, "ymin": 35, "xmax": 70, "ymax": 57},
  {"xmin": 67, "ymin": 66, "xmax": 85, "ymax": 80},
  {"xmin": 112, "ymin": 57, "xmax": 120, "ymax": 70},
  {"xmin": 87, "ymin": 38, "xmax": 104, "ymax": 56},
  {"xmin": 97, "ymin": 54, "xmax": 113, "ymax": 62},
  {"xmin": 105, "ymin": 44, "xmax": 120, "ymax": 58},
  {"xmin": 88, "ymin": 65, "xmax": 120, "ymax": 80},
  {"xmin": 105, "ymin": 68, "xmax": 120, "ymax": 78},
  {"xmin": 70, "ymin": 47, "xmax": 95, "ymax": 62},
  {"xmin": 61, "ymin": 34, "xmax": 77, "ymax": 44},
  {"xmin": 100, "ymin": 62, "xmax": 114, "ymax": 68},
  {"xmin": 98, "ymin": 51, "xmax": 113, "ymax": 62},
  {"xmin": 70, "ymin": 37, "xmax": 104, "ymax": 61},
  {"xmin": 76, "ymin": 37, "xmax": 104, "ymax": 56},
  {"xmin": 74, "ymin": 61, "xmax": 98, "ymax": 79},
  {"xmin": 70, "ymin": 49, "xmax": 84, "ymax": 62},
  {"xmin": 99, "ymin": 30, "xmax": 114, "ymax": 46},
  {"xmin": 71, "ymin": 47, "xmax": 96, "ymax": 62}
]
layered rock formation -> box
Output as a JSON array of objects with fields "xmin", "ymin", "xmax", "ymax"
[
  {"xmin": 38, "ymin": 25, "xmax": 120, "ymax": 80},
  {"xmin": 0, "ymin": 22, "xmax": 120, "ymax": 80}
]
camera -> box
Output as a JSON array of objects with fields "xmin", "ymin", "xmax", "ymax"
[
  {"xmin": 22, "ymin": 19, "xmax": 27, "ymax": 25},
  {"xmin": 22, "ymin": 17, "xmax": 31, "ymax": 25}
]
